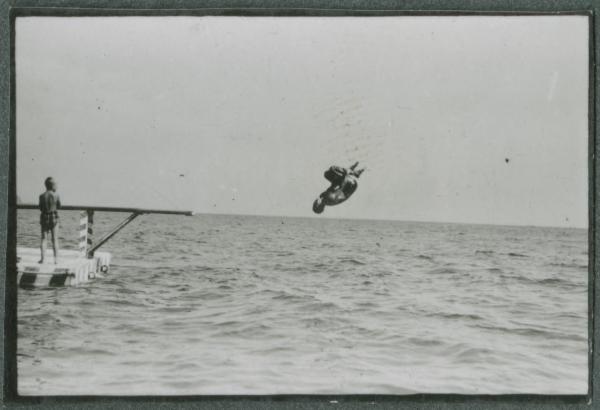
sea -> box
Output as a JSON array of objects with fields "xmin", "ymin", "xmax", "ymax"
[{"xmin": 15, "ymin": 210, "xmax": 589, "ymax": 395}]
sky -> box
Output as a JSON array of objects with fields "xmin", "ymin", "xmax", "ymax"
[{"xmin": 16, "ymin": 16, "xmax": 589, "ymax": 227}]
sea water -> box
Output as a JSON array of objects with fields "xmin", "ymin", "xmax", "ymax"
[{"xmin": 16, "ymin": 210, "xmax": 588, "ymax": 395}]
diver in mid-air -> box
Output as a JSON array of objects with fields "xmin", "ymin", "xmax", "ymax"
[{"xmin": 313, "ymin": 162, "xmax": 365, "ymax": 214}]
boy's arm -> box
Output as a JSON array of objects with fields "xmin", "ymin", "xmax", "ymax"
[
  {"xmin": 56, "ymin": 195, "xmax": 61, "ymax": 209},
  {"xmin": 38, "ymin": 195, "xmax": 42, "ymax": 211}
]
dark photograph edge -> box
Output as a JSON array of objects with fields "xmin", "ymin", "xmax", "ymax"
[{"xmin": 1, "ymin": 1, "xmax": 598, "ymax": 409}]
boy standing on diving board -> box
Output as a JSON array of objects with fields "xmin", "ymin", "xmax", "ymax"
[{"xmin": 38, "ymin": 177, "xmax": 61, "ymax": 264}]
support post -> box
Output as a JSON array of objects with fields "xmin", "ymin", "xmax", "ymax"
[
  {"xmin": 87, "ymin": 209, "xmax": 94, "ymax": 258},
  {"xmin": 78, "ymin": 211, "xmax": 88, "ymax": 257}
]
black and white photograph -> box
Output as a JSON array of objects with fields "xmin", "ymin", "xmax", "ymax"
[{"xmin": 13, "ymin": 14, "xmax": 589, "ymax": 395}]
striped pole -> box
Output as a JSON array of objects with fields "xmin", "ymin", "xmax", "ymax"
[
  {"xmin": 87, "ymin": 210, "xmax": 94, "ymax": 258},
  {"xmin": 78, "ymin": 211, "xmax": 88, "ymax": 257}
]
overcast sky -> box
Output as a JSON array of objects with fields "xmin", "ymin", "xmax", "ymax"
[{"xmin": 16, "ymin": 16, "xmax": 588, "ymax": 227}]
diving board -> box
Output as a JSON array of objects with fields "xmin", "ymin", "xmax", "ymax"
[
  {"xmin": 17, "ymin": 204, "xmax": 194, "ymax": 216},
  {"xmin": 17, "ymin": 204, "xmax": 193, "ymax": 288}
]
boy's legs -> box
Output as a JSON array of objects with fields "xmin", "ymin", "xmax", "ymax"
[
  {"xmin": 39, "ymin": 229, "xmax": 47, "ymax": 263},
  {"xmin": 50, "ymin": 225, "xmax": 59, "ymax": 264}
]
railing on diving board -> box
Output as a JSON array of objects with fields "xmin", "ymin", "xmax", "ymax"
[{"xmin": 17, "ymin": 204, "xmax": 194, "ymax": 258}]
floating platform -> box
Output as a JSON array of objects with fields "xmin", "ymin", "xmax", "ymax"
[
  {"xmin": 16, "ymin": 204, "xmax": 191, "ymax": 289},
  {"xmin": 17, "ymin": 247, "xmax": 111, "ymax": 288}
]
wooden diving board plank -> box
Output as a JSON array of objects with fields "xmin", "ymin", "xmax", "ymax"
[{"xmin": 16, "ymin": 204, "xmax": 193, "ymax": 216}]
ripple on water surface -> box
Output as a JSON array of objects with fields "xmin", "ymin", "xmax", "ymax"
[{"xmin": 16, "ymin": 213, "xmax": 588, "ymax": 395}]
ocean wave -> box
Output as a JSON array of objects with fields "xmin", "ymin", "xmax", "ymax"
[
  {"xmin": 426, "ymin": 267, "xmax": 459, "ymax": 275},
  {"xmin": 547, "ymin": 262, "xmax": 588, "ymax": 270},
  {"xmin": 537, "ymin": 277, "xmax": 577, "ymax": 286},
  {"xmin": 193, "ymin": 291, "xmax": 225, "ymax": 300},
  {"xmin": 301, "ymin": 301, "xmax": 340, "ymax": 312},
  {"xmin": 74, "ymin": 348, "xmax": 115, "ymax": 356},
  {"xmin": 475, "ymin": 250, "xmax": 495, "ymax": 255},
  {"xmin": 355, "ymin": 301, "xmax": 379, "ymax": 308},
  {"xmin": 271, "ymin": 291, "xmax": 310, "ymax": 303},
  {"xmin": 453, "ymin": 346, "xmax": 497, "ymax": 362},
  {"xmin": 507, "ymin": 252, "xmax": 529, "ymax": 258},
  {"xmin": 405, "ymin": 337, "xmax": 444, "ymax": 347},
  {"xmin": 214, "ymin": 320, "xmax": 243, "ymax": 327},
  {"xmin": 428, "ymin": 312, "xmax": 485, "ymax": 321},
  {"xmin": 252, "ymin": 345, "xmax": 294, "ymax": 355},
  {"xmin": 212, "ymin": 323, "xmax": 273, "ymax": 339},
  {"xmin": 188, "ymin": 265, "xmax": 217, "ymax": 273},
  {"xmin": 297, "ymin": 317, "xmax": 342, "ymax": 328},
  {"xmin": 472, "ymin": 323, "xmax": 585, "ymax": 341},
  {"xmin": 339, "ymin": 257, "xmax": 367, "ymax": 265},
  {"xmin": 501, "ymin": 274, "xmax": 580, "ymax": 288},
  {"xmin": 102, "ymin": 297, "xmax": 147, "ymax": 307}
]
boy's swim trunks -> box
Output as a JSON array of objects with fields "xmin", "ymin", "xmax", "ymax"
[{"xmin": 40, "ymin": 211, "xmax": 59, "ymax": 232}]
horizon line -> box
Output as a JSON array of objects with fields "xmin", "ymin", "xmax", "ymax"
[
  {"xmin": 16, "ymin": 206, "xmax": 587, "ymax": 230},
  {"xmin": 196, "ymin": 211, "xmax": 588, "ymax": 230}
]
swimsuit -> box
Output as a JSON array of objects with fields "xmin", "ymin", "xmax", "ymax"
[
  {"xmin": 39, "ymin": 191, "xmax": 60, "ymax": 232},
  {"xmin": 324, "ymin": 166, "xmax": 346, "ymax": 184},
  {"xmin": 40, "ymin": 211, "xmax": 59, "ymax": 232}
]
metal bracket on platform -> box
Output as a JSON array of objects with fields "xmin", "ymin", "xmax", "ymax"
[{"xmin": 87, "ymin": 212, "xmax": 142, "ymax": 258}]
